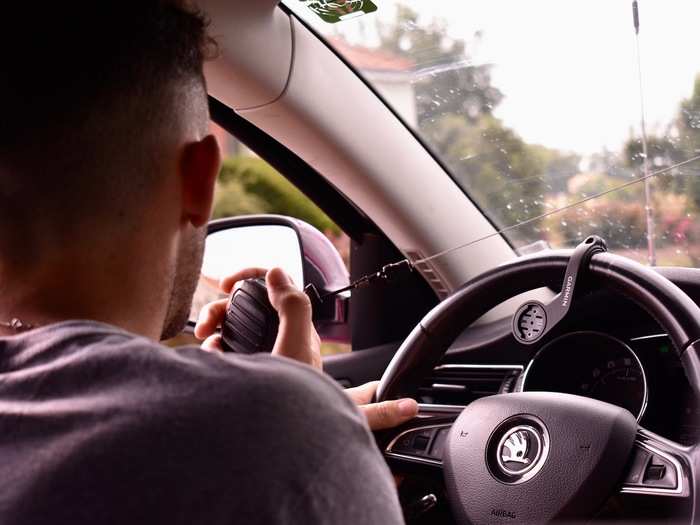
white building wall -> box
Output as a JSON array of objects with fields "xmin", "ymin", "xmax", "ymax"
[{"xmin": 369, "ymin": 79, "xmax": 417, "ymax": 128}]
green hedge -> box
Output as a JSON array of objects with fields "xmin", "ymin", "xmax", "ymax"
[{"xmin": 213, "ymin": 156, "xmax": 339, "ymax": 234}]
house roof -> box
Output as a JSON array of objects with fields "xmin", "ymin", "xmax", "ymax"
[{"xmin": 329, "ymin": 38, "xmax": 414, "ymax": 73}]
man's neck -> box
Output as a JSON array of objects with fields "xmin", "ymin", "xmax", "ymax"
[{"xmin": 0, "ymin": 248, "xmax": 169, "ymax": 340}]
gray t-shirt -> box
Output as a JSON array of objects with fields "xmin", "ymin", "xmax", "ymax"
[{"xmin": 0, "ymin": 320, "xmax": 404, "ymax": 525}]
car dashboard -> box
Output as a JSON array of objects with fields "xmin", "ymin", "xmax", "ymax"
[{"xmin": 417, "ymin": 281, "xmax": 700, "ymax": 447}]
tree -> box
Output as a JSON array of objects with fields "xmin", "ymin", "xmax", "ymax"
[
  {"xmin": 421, "ymin": 114, "xmax": 546, "ymax": 239},
  {"xmin": 377, "ymin": 6, "xmax": 502, "ymax": 127},
  {"xmin": 528, "ymin": 145, "xmax": 581, "ymax": 194},
  {"xmin": 675, "ymin": 74, "xmax": 700, "ymax": 209},
  {"xmin": 622, "ymin": 74, "xmax": 700, "ymax": 206},
  {"xmin": 375, "ymin": 7, "xmax": 548, "ymax": 241},
  {"xmin": 214, "ymin": 157, "xmax": 339, "ymax": 234}
]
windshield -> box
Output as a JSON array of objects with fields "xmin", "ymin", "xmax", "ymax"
[{"xmin": 284, "ymin": 1, "xmax": 700, "ymax": 267}]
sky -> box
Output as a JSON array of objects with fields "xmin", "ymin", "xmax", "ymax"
[{"xmin": 286, "ymin": 1, "xmax": 700, "ymax": 156}]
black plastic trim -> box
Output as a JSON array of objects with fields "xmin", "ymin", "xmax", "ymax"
[{"xmin": 208, "ymin": 96, "xmax": 375, "ymax": 241}]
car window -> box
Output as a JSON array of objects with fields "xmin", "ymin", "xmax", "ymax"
[{"xmin": 284, "ymin": 0, "xmax": 700, "ymax": 268}]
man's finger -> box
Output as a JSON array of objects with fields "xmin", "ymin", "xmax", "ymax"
[
  {"xmin": 266, "ymin": 268, "xmax": 321, "ymax": 370},
  {"xmin": 194, "ymin": 298, "xmax": 229, "ymax": 339},
  {"xmin": 267, "ymin": 270, "xmax": 312, "ymax": 344},
  {"xmin": 345, "ymin": 381, "xmax": 379, "ymax": 406},
  {"xmin": 219, "ymin": 267, "xmax": 268, "ymax": 294},
  {"xmin": 201, "ymin": 334, "xmax": 224, "ymax": 352},
  {"xmin": 359, "ymin": 398, "xmax": 418, "ymax": 431},
  {"xmin": 266, "ymin": 268, "xmax": 312, "ymax": 320}
]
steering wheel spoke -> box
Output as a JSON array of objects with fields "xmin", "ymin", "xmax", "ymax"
[
  {"xmin": 383, "ymin": 408, "xmax": 457, "ymax": 469},
  {"xmin": 620, "ymin": 427, "xmax": 693, "ymax": 498},
  {"xmin": 385, "ymin": 423, "xmax": 451, "ymax": 467}
]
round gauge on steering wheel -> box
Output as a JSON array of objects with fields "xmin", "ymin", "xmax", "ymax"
[{"xmin": 521, "ymin": 331, "xmax": 648, "ymax": 421}]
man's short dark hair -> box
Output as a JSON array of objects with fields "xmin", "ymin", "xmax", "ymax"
[{"xmin": 0, "ymin": 1, "xmax": 217, "ymax": 254}]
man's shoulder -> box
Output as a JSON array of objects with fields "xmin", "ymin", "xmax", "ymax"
[
  {"xmin": 0, "ymin": 321, "xmax": 402, "ymax": 524},
  {"xmin": 15, "ymin": 320, "xmax": 362, "ymax": 429},
  {"xmin": 8, "ymin": 319, "xmax": 371, "ymax": 460}
]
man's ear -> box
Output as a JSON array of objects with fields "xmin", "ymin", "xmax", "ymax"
[{"xmin": 180, "ymin": 134, "xmax": 221, "ymax": 227}]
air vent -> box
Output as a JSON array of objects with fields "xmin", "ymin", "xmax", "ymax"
[
  {"xmin": 405, "ymin": 250, "xmax": 450, "ymax": 299},
  {"xmin": 418, "ymin": 364, "xmax": 523, "ymax": 407}
]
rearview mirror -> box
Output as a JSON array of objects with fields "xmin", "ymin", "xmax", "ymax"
[{"xmin": 189, "ymin": 215, "xmax": 350, "ymax": 343}]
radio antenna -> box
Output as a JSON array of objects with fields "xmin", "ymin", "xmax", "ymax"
[{"xmin": 633, "ymin": 0, "xmax": 656, "ymax": 265}]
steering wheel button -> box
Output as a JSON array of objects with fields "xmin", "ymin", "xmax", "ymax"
[
  {"xmin": 623, "ymin": 447, "xmax": 651, "ymax": 485},
  {"xmin": 393, "ymin": 434, "xmax": 414, "ymax": 454},
  {"xmin": 644, "ymin": 464, "xmax": 666, "ymax": 481},
  {"xmin": 642, "ymin": 456, "xmax": 677, "ymax": 489},
  {"xmin": 413, "ymin": 434, "xmax": 430, "ymax": 451},
  {"xmin": 390, "ymin": 428, "xmax": 435, "ymax": 455}
]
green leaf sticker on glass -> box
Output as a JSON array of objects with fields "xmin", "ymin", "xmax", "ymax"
[{"xmin": 301, "ymin": 0, "xmax": 377, "ymax": 24}]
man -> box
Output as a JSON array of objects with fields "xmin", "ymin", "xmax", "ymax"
[{"xmin": 0, "ymin": 2, "xmax": 416, "ymax": 523}]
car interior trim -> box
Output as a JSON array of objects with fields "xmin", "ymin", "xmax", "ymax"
[
  {"xmin": 417, "ymin": 404, "xmax": 468, "ymax": 413},
  {"xmin": 384, "ymin": 423, "xmax": 453, "ymax": 466},
  {"xmin": 620, "ymin": 430, "xmax": 686, "ymax": 497},
  {"xmin": 629, "ymin": 333, "xmax": 670, "ymax": 342},
  {"xmin": 434, "ymin": 364, "xmax": 525, "ymax": 372}
]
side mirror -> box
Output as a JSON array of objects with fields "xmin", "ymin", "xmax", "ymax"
[{"xmin": 190, "ymin": 215, "xmax": 350, "ymax": 343}]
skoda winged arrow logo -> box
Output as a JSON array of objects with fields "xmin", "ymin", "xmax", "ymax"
[
  {"xmin": 495, "ymin": 424, "xmax": 545, "ymax": 478},
  {"xmin": 500, "ymin": 430, "xmax": 531, "ymax": 465},
  {"xmin": 490, "ymin": 419, "xmax": 549, "ymax": 484}
]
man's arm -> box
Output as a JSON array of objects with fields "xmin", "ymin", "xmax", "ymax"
[
  {"xmin": 254, "ymin": 357, "xmax": 405, "ymax": 525},
  {"xmin": 183, "ymin": 347, "xmax": 406, "ymax": 525}
]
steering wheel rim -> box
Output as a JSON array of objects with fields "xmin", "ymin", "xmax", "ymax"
[{"xmin": 377, "ymin": 250, "xmax": 700, "ymax": 523}]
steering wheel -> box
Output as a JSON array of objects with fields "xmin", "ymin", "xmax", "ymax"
[{"xmin": 376, "ymin": 248, "xmax": 700, "ymax": 524}]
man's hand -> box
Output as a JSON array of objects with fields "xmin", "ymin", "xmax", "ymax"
[
  {"xmin": 194, "ymin": 267, "xmax": 418, "ymax": 430},
  {"xmin": 345, "ymin": 381, "xmax": 418, "ymax": 430},
  {"xmin": 194, "ymin": 267, "xmax": 322, "ymax": 370}
]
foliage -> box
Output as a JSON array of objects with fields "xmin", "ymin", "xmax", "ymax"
[
  {"xmin": 622, "ymin": 74, "xmax": 700, "ymax": 205},
  {"xmin": 567, "ymin": 171, "xmax": 643, "ymax": 204},
  {"xmin": 528, "ymin": 145, "xmax": 581, "ymax": 194},
  {"xmin": 213, "ymin": 178, "xmax": 269, "ymax": 217},
  {"xmin": 421, "ymin": 114, "xmax": 546, "ymax": 237},
  {"xmin": 675, "ymin": 75, "xmax": 700, "ymax": 209},
  {"xmin": 213, "ymin": 156, "xmax": 339, "ymax": 234},
  {"xmin": 374, "ymin": 8, "xmax": 700, "ymax": 259},
  {"xmin": 546, "ymin": 199, "xmax": 648, "ymax": 250},
  {"xmin": 374, "ymin": 5, "xmax": 595, "ymax": 245},
  {"xmin": 377, "ymin": 6, "xmax": 502, "ymax": 127},
  {"xmin": 376, "ymin": 7, "xmax": 554, "ymax": 239}
]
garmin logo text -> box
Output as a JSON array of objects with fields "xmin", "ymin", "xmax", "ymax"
[
  {"xmin": 561, "ymin": 275, "xmax": 573, "ymax": 306},
  {"xmin": 491, "ymin": 508, "xmax": 517, "ymax": 519}
]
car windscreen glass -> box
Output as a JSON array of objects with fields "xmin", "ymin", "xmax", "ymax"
[{"xmin": 283, "ymin": 0, "xmax": 700, "ymax": 267}]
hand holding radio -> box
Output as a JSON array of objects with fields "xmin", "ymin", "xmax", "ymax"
[{"xmin": 194, "ymin": 267, "xmax": 321, "ymax": 370}]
